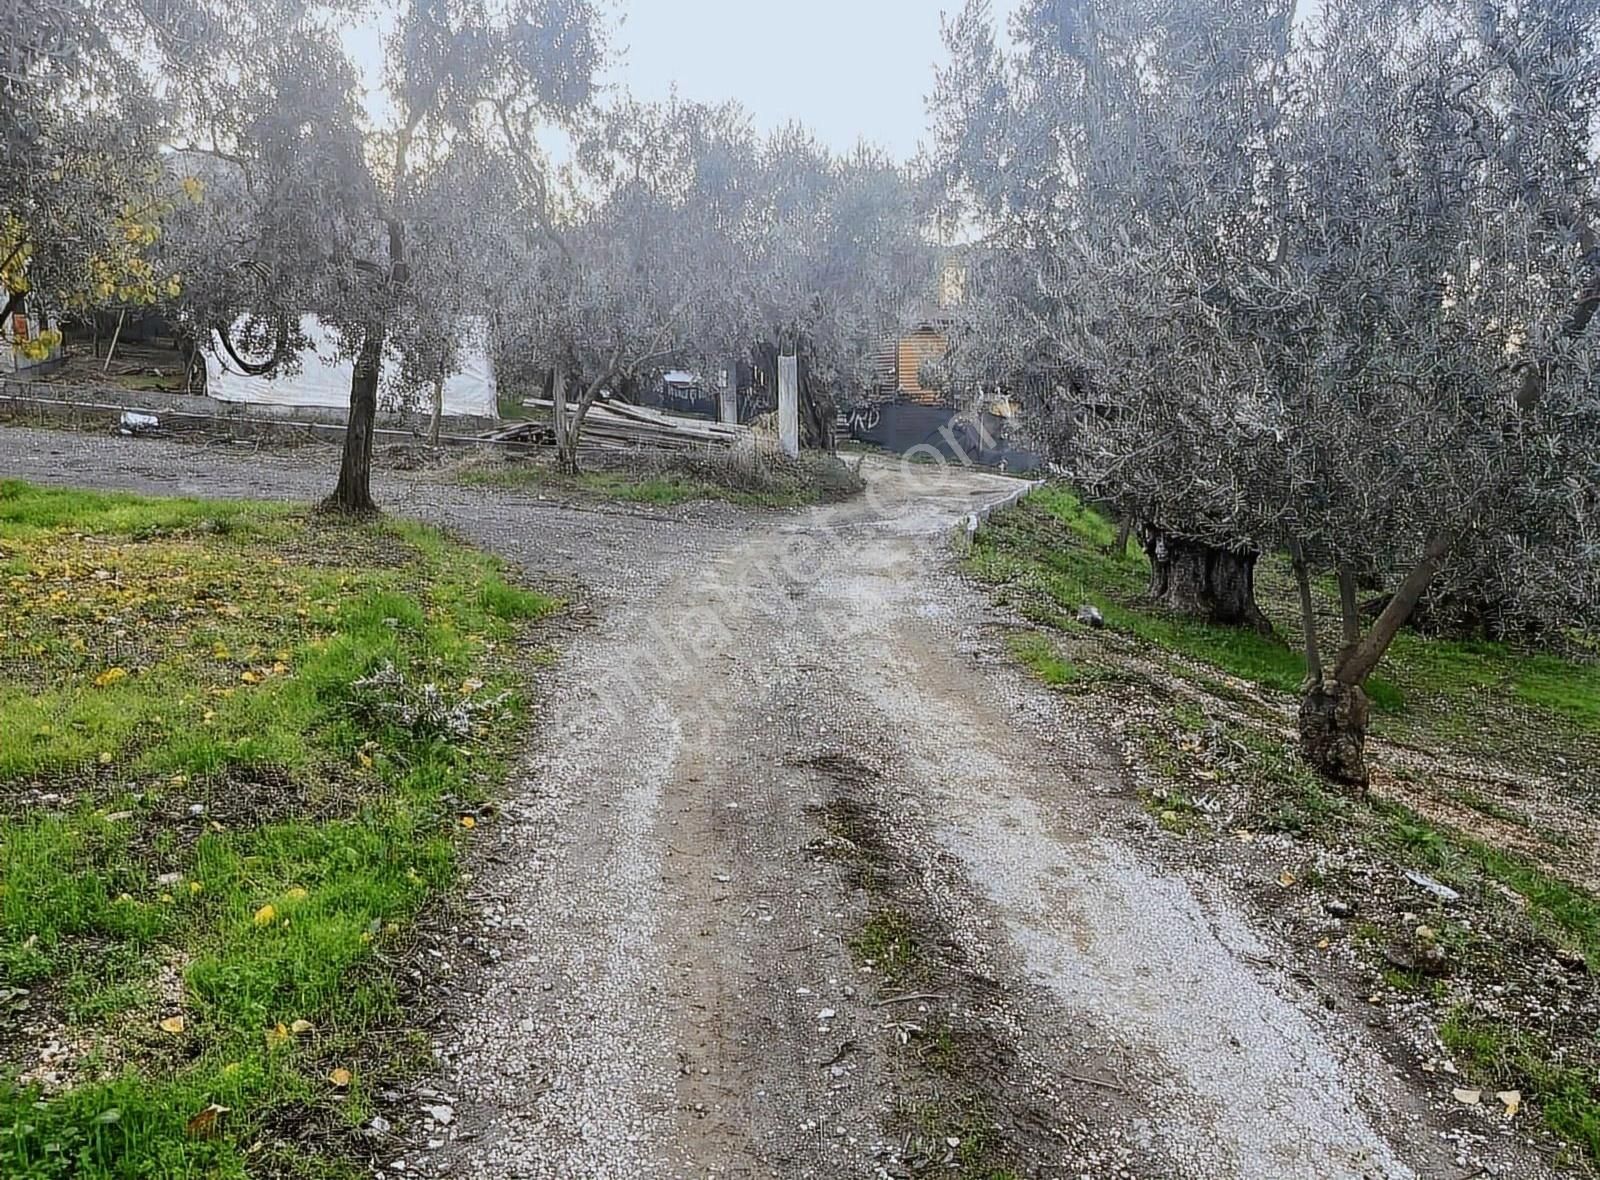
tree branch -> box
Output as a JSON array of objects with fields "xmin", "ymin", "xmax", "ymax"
[
  {"xmin": 1336, "ymin": 565, "xmax": 1360, "ymax": 648},
  {"xmin": 1287, "ymin": 537, "xmax": 1322, "ymax": 685},
  {"xmin": 1335, "ymin": 535, "xmax": 1453, "ymax": 686}
]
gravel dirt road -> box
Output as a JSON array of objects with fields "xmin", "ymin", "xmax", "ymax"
[{"xmin": 1, "ymin": 425, "xmax": 1565, "ymax": 1179}]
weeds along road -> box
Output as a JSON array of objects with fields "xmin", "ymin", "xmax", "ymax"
[{"xmin": 0, "ymin": 425, "xmax": 1560, "ymax": 1180}]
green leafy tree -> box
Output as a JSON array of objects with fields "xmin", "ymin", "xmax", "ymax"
[{"xmin": 0, "ymin": 1, "xmax": 203, "ymax": 351}]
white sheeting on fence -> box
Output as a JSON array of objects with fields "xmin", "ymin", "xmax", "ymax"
[{"xmin": 205, "ymin": 315, "xmax": 498, "ymax": 419}]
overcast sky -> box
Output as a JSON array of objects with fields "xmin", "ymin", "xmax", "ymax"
[
  {"xmin": 346, "ymin": 1, "xmax": 1018, "ymax": 162},
  {"xmin": 603, "ymin": 1, "xmax": 1019, "ymax": 161}
]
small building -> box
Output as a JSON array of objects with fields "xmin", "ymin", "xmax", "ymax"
[{"xmin": 874, "ymin": 325, "xmax": 951, "ymax": 406}]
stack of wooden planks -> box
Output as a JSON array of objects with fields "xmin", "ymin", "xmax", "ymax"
[{"xmin": 482, "ymin": 399, "xmax": 753, "ymax": 452}]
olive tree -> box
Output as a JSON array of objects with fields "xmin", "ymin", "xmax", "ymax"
[
  {"xmin": 495, "ymin": 97, "xmax": 761, "ymax": 472},
  {"xmin": 171, "ymin": 0, "xmax": 604, "ymax": 513},
  {"xmin": 499, "ymin": 99, "xmax": 935, "ymax": 470},
  {"xmin": 934, "ymin": 0, "xmax": 1299, "ymax": 629},
  {"xmin": 748, "ymin": 131, "xmax": 937, "ymax": 448},
  {"xmin": 934, "ymin": 0, "xmax": 1600, "ymax": 785},
  {"xmin": 1275, "ymin": 0, "xmax": 1600, "ymax": 781}
]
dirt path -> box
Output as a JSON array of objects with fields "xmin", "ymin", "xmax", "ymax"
[
  {"xmin": 0, "ymin": 426, "xmax": 1562, "ymax": 1179},
  {"xmin": 417, "ymin": 458, "xmax": 1542, "ymax": 1180}
]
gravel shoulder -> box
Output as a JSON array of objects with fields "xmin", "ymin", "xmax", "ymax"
[{"xmin": 0, "ymin": 424, "xmax": 1568, "ymax": 1178}]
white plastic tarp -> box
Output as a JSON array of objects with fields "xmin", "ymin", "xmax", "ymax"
[{"xmin": 205, "ymin": 315, "xmax": 498, "ymax": 419}]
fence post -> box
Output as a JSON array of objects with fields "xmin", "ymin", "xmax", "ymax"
[
  {"xmin": 777, "ymin": 353, "xmax": 799, "ymax": 458},
  {"xmin": 720, "ymin": 361, "xmax": 738, "ymax": 426}
]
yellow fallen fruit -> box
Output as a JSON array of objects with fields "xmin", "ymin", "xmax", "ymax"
[
  {"xmin": 329, "ymin": 1067, "xmax": 352, "ymax": 1088},
  {"xmin": 285, "ymin": 887, "xmax": 309, "ymax": 901},
  {"xmin": 290, "ymin": 1019, "xmax": 314, "ymax": 1035},
  {"xmin": 159, "ymin": 1015, "xmax": 185, "ymax": 1034},
  {"xmin": 265, "ymin": 1022, "xmax": 289, "ymax": 1047},
  {"xmin": 93, "ymin": 667, "xmax": 128, "ymax": 688},
  {"xmin": 460, "ymin": 816, "xmax": 476, "ymax": 829},
  {"xmin": 252, "ymin": 904, "xmax": 277, "ymax": 926}
]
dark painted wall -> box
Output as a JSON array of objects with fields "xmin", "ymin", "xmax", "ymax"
[{"xmin": 841, "ymin": 401, "xmax": 1041, "ymax": 472}]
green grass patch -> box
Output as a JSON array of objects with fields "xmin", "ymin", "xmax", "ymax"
[
  {"xmin": 1386, "ymin": 634, "xmax": 1600, "ymax": 735},
  {"xmin": 972, "ymin": 486, "xmax": 1600, "ymax": 743},
  {"xmin": 0, "ymin": 480, "xmax": 555, "ymax": 1178},
  {"xmin": 1005, "ymin": 633, "xmax": 1080, "ymax": 687},
  {"xmin": 1441, "ymin": 1009, "xmax": 1600, "ymax": 1163},
  {"xmin": 970, "ymin": 487, "xmax": 1354, "ymax": 701},
  {"xmin": 850, "ymin": 908, "xmax": 921, "ymax": 986},
  {"xmin": 1371, "ymin": 801, "xmax": 1600, "ymax": 969},
  {"xmin": 896, "ymin": 1093, "xmax": 1021, "ymax": 1180}
]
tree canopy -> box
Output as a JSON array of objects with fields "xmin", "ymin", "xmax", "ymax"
[{"xmin": 934, "ymin": 0, "xmax": 1600, "ymax": 782}]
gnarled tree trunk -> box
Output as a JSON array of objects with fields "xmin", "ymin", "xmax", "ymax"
[
  {"xmin": 552, "ymin": 369, "xmax": 578, "ymax": 475},
  {"xmin": 1299, "ymin": 680, "xmax": 1370, "ymax": 786},
  {"xmin": 1143, "ymin": 529, "xmax": 1272, "ymax": 633},
  {"xmin": 325, "ymin": 330, "xmax": 383, "ymax": 516}
]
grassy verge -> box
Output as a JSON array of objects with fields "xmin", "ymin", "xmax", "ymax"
[
  {"xmin": 462, "ymin": 462, "xmax": 801, "ymax": 507},
  {"xmin": 457, "ymin": 448, "xmax": 863, "ymax": 510},
  {"xmin": 0, "ymin": 480, "xmax": 555, "ymax": 1178},
  {"xmin": 968, "ymin": 483, "xmax": 1600, "ymax": 1166},
  {"xmin": 970, "ymin": 485, "xmax": 1600, "ymax": 746},
  {"xmin": 968, "ymin": 486, "xmax": 1376, "ymax": 698},
  {"xmin": 1441, "ymin": 1010, "xmax": 1600, "ymax": 1164}
]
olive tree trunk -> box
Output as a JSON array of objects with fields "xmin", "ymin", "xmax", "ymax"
[
  {"xmin": 1298, "ymin": 535, "xmax": 1452, "ymax": 788},
  {"xmin": 429, "ymin": 366, "xmax": 444, "ymax": 447},
  {"xmin": 1143, "ymin": 529, "xmax": 1272, "ymax": 633},
  {"xmin": 325, "ymin": 329, "xmax": 383, "ymax": 515},
  {"xmin": 552, "ymin": 369, "xmax": 576, "ymax": 474},
  {"xmin": 1298, "ymin": 680, "xmax": 1371, "ymax": 786},
  {"xmin": 553, "ymin": 364, "xmax": 615, "ymax": 476}
]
